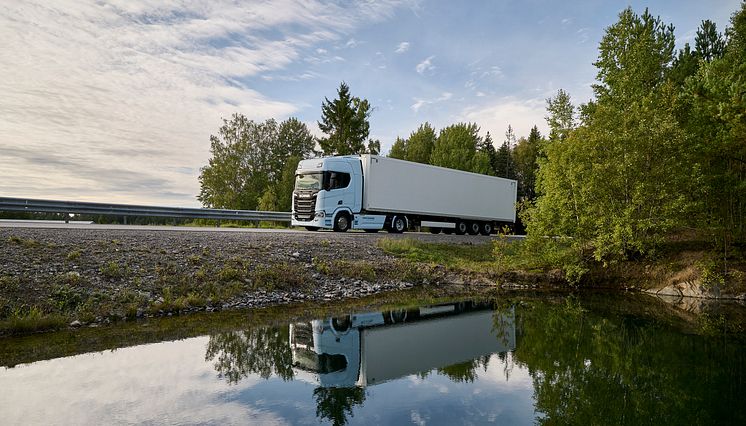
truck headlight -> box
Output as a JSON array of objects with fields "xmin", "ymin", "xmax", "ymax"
[{"xmin": 315, "ymin": 211, "xmax": 325, "ymax": 218}]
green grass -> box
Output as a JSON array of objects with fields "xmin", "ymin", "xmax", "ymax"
[
  {"xmin": 378, "ymin": 237, "xmax": 579, "ymax": 277},
  {"xmin": 377, "ymin": 238, "xmax": 495, "ymax": 270}
]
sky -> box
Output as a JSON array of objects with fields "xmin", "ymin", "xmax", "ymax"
[{"xmin": 0, "ymin": 0, "xmax": 741, "ymax": 207}]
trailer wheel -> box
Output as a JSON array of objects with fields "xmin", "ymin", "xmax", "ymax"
[
  {"xmin": 429, "ymin": 227, "xmax": 441, "ymax": 234},
  {"xmin": 333, "ymin": 212, "xmax": 350, "ymax": 232},
  {"xmin": 479, "ymin": 222, "xmax": 493, "ymax": 236},
  {"xmin": 467, "ymin": 222, "xmax": 480, "ymax": 235},
  {"xmin": 455, "ymin": 221, "xmax": 468, "ymax": 235},
  {"xmin": 389, "ymin": 216, "xmax": 407, "ymax": 233}
]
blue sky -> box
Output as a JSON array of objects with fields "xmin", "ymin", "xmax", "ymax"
[{"xmin": 0, "ymin": 0, "xmax": 740, "ymax": 206}]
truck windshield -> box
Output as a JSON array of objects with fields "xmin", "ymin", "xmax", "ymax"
[{"xmin": 295, "ymin": 173, "xmax": 322, "ymax": 191}]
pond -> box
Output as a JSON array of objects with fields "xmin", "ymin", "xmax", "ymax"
[{"xmin": 1, "ymin": 293, "xmax": 744, "ymax": 425}]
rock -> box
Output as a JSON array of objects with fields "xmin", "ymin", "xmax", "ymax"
[
  {"xmin": 69, "ymin": 320, "xmax": 82, "ymax": 327},
  {"xmin": 292, "ymin": 252, "xmax": 300, "ymax": 257}
]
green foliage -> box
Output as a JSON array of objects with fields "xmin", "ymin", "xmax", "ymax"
[
  {"xmin": 430, "ymin": 123, "xmax": 491, "ymax": 174},
  {"xmin": 695, "ymin": 19, "xmax": 726, "ymax": 62},
  {"xmin": 318, "ymin": 82, "xmax": 375, "ymax": 156},
  {"xmin": 99, "ymin": 261, "xmax": 125, "ymax": 279},
  {"xmin": 198, "ymin": 114, "xmax": 313, "ymax": 210},
  {"xmin": 529, "ymin": 8, "xmax": 699, "ymax": 263},
  {"xmin": 545, "ymin": 89, "xmax": 575, "ymax": 142},
  {"xmin": 66, "ymin": 250, "xmax": 81, "ymax": 261},
  {"xmin": 387, "ymin": 136, "xmax": 408, "ymax": 160},
  {"xmin": 512, "ymin": 126, "xmax": 544, "ymax": 200}
]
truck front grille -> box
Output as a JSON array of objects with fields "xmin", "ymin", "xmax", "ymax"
[
  {"xmin": 293, "ymin": 193, "xmax": 317, "ymax": 221},
  {"xmin": 291, "ymin": 322, "xmax": 314, "ymax": 347}
]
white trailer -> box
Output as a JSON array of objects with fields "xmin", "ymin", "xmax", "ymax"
[
  {"xmin": 289, "ymin": 303, "xmax": 516, "ymax": 387},
  {"xmin": 291, "ymin": 154, "xmax": 517, "ymax": 235}
]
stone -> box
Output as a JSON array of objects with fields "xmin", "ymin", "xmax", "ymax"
[{"xmin": 69, "ymin": 320, "xmax": 81, "ymax": 327}]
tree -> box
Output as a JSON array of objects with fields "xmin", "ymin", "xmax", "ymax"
[
  {"xmin": 388, "ymin": 136, "xmax": 408, "ymax": 159},
  {"xmin": 669, "ymin": 43, "xmax": 699, "ymax": 86},
  {"xmin": 318, "ymin": 82, "xmax": 375, "ymax": 156},
  {"xmin": 529, "ymin": 8, "xmax": 695, "ymax": 263},
  {"xmin": 494, "ymin": 126, "xmax": 516, "ymax": 179},
  {"xmin": 682, "ymin": 4, "xmax": 746, "ymax": 246},
  {"xmin": 513, "ymin": 126, "xmax": 543, "ymax": 200},
  {"xmin": 477, "ymin": 132, "xmax": 498, "ymax": 176},
  {"xmin": 430, "ymin": 123, "xmax": 491, "ymax": 174},
  {"xmin": 406, "ymin": 123, "xmax": 437, "ymax": 164},
  {"xmin": 197, "ymin": 114, "xmax": 276, "ymax": 209},
  {"xmin": 198, "ymin": 115, "xmax": 313, "ymax": 212},
  {"xmin": 545, "ymin": 89, "xmax": 575, "ymax": 142},
  {"xmin": 695, "ymin": 19, "xmax": 726, "ymax": 62}
]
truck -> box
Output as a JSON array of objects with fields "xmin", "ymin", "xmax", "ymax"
[
  {"xmin": 291, "ymin": 154, "xmax": 517, "ymax": 235},
  {"xmin": 289, "ymin": 302, "xmax": 515, "ymax": 387}
]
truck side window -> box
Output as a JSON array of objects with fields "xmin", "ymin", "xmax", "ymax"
[{"xmin": 325, "ymin": 172, "xmax": 351, "ymax": 190}]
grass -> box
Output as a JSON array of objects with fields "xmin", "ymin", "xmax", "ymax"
[
  {"xmin": 66, "ymin": 250, "xmax": 81, "ymax": 261},
  {"xmin": 377, "ymin": 236, "xmax": 581, "ymax": 281},
  {"xmin": 6, "ymin": 235, "xmax": 39, "ymax": 248}
]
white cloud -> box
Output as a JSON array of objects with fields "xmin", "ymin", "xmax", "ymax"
[
  {"xmin": 395, "ymin": 41, "xmax": 410, "ymax": 53},
  {"xmin": 415, "ymin": 55, "xmax": 436, "ymax": 74},
  {"xmin": 410, "ymin": 92, "xmax": 452, "ymax": 112},
  {"xmin": 0, "ymin": 0, "xmax": 412, "ymax": 206},
  {"xmin": 459, "ymin": 96, "xmax": 549, "ymax": 140},
  {"xmin": 345, "ymin": 38, "xmax": 360, "ymax": 48}
]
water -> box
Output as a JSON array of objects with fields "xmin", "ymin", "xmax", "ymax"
[{"xmin": 1, "ymin": 294, "xmax": 744, "ymax": 425}]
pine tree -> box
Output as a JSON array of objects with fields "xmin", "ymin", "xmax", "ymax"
[{"xmin": 317, "ymin": 82, "xmax": 372, "ymax": 156}]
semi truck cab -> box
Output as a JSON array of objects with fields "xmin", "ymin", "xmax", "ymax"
[{"xmin": 292, "ymin": 156, "xmax": 385, "ymax": 232}]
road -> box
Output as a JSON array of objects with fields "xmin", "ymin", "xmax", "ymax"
[{"xmin": 0, "ymin": 220, "xmax": 525, "ymax": 240}]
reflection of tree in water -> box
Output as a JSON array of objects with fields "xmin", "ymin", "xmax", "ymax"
[
  {"xmin": 437, "ymin": 354, "xmax": 491, "ymax": 383},
  {"xmin": 205, "ymin": 326, "xmax": 294, "ymax": 384},
  {"xmin": 313, "ymin": 386, "xmax": 366, "ymax": 426},
  {"xmin": 511, "ymin": 296, "xmax": 746, "ymax": 425}
]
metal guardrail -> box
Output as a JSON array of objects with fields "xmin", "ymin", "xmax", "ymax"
[{"xmin": 0, "ymin": 197, "xmax": 291, "ymax": 222}]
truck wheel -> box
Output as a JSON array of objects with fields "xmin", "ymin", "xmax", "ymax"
[
  {"xmin": 467, "ymin": 222, "xmax": 480, "ymax": 235},
  {"xmin": 455, "ymin": 221, "xmax": 468, "ymax": 235},
  {"xmin": 479, "ymin": 222, "xmax": 493, "ymax": 236},
  {"xmin": 389, "ymin": 216, "xmax": 406, "ymax": 233},
  {"xmin": 429, "ymin": 227, "xmax": 441, "ymax": 234},
  {"xmin": 333, "ymin": 213, "xmax": 350, "ymax": 232},
  {"xmin": 305, "ymin": 226, "xmax": 319, "ymax": 232}
]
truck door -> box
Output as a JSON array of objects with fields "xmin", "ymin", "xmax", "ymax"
[{"xmin": 323, "ymin": 163, "xmax": 355, "ymax": 215}]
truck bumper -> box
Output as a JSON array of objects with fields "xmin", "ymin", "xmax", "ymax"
[{"xmin": 291, "ymin": 213, "xmax": 331, "ymax": 229}]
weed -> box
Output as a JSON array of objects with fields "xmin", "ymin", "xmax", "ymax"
[
  {"xmin": 333, "ymin": 260, "xmax": 376, "ymax": 281},
  {"xmin": 66, "ymin": 250, "xmax": 81, "ymax": 261},
  {"xmin": 50, "ymin": 284, "xmax": 85, "ymax": 312},
  {"xmin": 312, "ymin": 257, "xmax": 331, "ymax": 274},
  {"xmin": 0, "ymin": 275, "xmax": 20, "ymax": 292},
  {"xmin": 0, "ymin": 306, "xmax": 67, "ymax": 335},
  {"xmin": 188, "ymin": 254, "xmax": 201, "ymax": 264},
  {"xmin": 320, "ymin": 239, "xmax": 331, "ymax": 248},
  {"xmin": 56, "ymin": 271, "xmax": 84, "ymax": 286},
  {"xmin": 7, "ymin": 235, "xmax": 39, "ymax": 248},
  {"xmin": 100, "ymin": 261, "xmax": 123, "ymax": 279},
  {"xmin": 698, "ymin": 258, "xmax": 726, "ymax": 288},
  {"xmin": 218, "ymin": 266, "xmax": 243, "ymax": 282},
  {"xmin": 252, "ymin": 263, "xmax": 306, "ymax": 290}
]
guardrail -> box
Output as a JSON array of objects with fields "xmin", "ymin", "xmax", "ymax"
[{"xmin": 0, "ymin": 197, "xmax": 291, "ymax": 222}]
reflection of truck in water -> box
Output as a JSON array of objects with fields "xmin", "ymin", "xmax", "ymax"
[{"xmin": 289, "ymin": 302, "xmax": 515, "ymax": 387}]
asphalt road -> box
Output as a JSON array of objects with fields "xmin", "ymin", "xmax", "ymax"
[{"xmin": 0, "ymin": 220, "xmax": 525, "ymax": 241}]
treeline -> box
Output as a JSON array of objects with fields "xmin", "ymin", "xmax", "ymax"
[
  {"xmin": 527, "ymin": 5, "xmax": 745, "ymax": 268},
  {"xmin": 198, "ymin": 83, "xmax": 379, "ymax": 212}
]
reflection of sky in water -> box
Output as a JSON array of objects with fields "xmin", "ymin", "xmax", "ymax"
[{"xmin": 0, "ymin": 335, "xmax": 533, "ymax": 425}]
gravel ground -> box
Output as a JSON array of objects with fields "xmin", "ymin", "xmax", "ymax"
[{"xmin": 0, "ymin": 226, "xmax": 494, "ymax": 329}]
